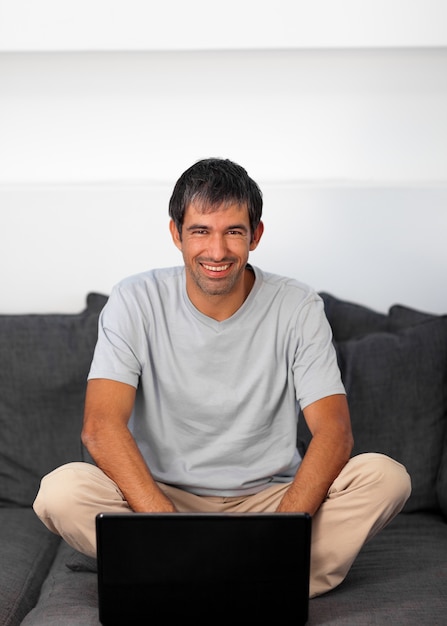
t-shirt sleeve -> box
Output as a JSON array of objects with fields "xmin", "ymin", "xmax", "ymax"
[
  {"xmin": 292, "ymin": 294, "xmax": 345, "ymax": 410},
  {"xmin": 87, "ymin": 283, "xmax": 142, "ymax": 388}
]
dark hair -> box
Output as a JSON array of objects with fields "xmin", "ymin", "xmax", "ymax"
[{"xmin": 168, "ymin": 158, "xmax": 263, "ymax": 240}]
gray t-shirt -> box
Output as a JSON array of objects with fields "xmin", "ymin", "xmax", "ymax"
[{"xmin": 88, "ymin": 265, "xmax": 345, "ymax": 496}]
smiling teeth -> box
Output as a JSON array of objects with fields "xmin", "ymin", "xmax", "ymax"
[{"xmin": 203, "ymin": 264, "xmax": 230, "ymax": 272}]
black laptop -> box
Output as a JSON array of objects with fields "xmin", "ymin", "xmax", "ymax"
[{"xmin": 96, "ymin": 511, "xmax": 311, "ymax": 625}]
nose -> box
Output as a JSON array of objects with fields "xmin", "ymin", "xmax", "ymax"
[{"xmin": 207, "ymin": 233, "xmax": 227, "ymax": 260}]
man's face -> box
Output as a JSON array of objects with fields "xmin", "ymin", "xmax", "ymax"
[{"xmin": 170, "ymin": 201, "xmax": 263, "ymax": 300}]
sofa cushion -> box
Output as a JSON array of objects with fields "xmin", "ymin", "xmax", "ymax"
[
  {"xmin": 309, "ymin": 512, "xmax": 447, "ymax": 624},
  {"xmin": 336, "ymin": 316, "xmax": 447, "ymax": 513},
  {"xmin": 65, "ymin": 550, "xmax": 97, "ymax": 573},
  {"xmin": 388, "ymin": 303, "xmax": 438, "ymax": 328},
  {"xmin": 20, "ymin": 541, "xmax": 100, "ymax": 626},
  {"xmin": 437, "ymin": 433, "xmax": 447, "ymax": 520},
  {"xmin": 85, "ymin": 292, "xmax": 108, "ymax": 314},
  {"xmin": 315, "ymin": 295, "xmax": 447, "ymax": 514},
  {"xmin": 389, "ymin": 304, "xmax": 447, "ymax": 517},
  {"xmin": 321, "ymin": 292, "xmax": 440, "ymax": 337},
  {"xmin": 319, "ymin": 292, "xmax": 390, "ymax": 340},
  {"xmin": 0, "ymin": 305, "xmax": 100, "ymax": 507},
  {"xmin": 0, "ymin": 508, "xmax": 60, "ymax": 626}
]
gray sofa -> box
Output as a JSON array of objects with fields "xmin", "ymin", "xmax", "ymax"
[{"xmin": 1, "ymin": 291, "xmax": 446, "ymax": 625}]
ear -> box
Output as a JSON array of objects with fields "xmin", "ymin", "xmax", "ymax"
[
  {"xmin": 249, "ymin": 220, "xmax": 264, "ymax": 251},
  {"xmin": 169, "ymin": 219, "xmax": 182, "ymax": 251}
]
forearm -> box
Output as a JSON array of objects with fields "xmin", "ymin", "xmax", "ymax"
[
  {"xmin": 277, "ymin": 427, "xmax": 353, "ymax": 516},
  {"xmin": 83, "ymin": 426, "xmax": 176, "ymax": 513},
  {"xmin": 82, "ymin": 378, "xmax": 176, "ymax": 512}
]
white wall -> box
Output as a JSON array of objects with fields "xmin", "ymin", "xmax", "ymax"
[
  {"xmin": 2, "ymin": 182, "xmax": 446, "ymax": 315},
  {"xmin": 2, "ymin": 49, "xmax": 447, "ymax": 185},
  {"xmin": 1, "ymin": 3, "xmax": 446, "ymax": 314},
  {"xmin": 1, "ymin": 0, "xmax": 446, "ymax": 51}
]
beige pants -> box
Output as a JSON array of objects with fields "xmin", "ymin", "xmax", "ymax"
[{"xmin": 33, "ymin": 452, "xmax": 410, "ymax": 598}]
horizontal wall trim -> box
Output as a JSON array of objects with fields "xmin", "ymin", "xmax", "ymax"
[
  {"xmin": 2, "ymin": 46, "xmax": 447, "ymax": 55},
  {"xmin": 2, "ymin": 180, "xmax": 447, "ymax": 191}
]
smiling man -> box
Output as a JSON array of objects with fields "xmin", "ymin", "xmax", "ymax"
[{"xmin": 33, "ymin": 157, "xmax": 411, "ymax": 598}]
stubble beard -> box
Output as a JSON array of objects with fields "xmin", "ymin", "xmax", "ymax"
[{"xmin": 187, "ymin": 262, "xmax": 244, "ymax": 297}]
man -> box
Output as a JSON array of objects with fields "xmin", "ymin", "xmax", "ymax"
[{"xmin": 34, "ymin": 157, "xmax": 411, "ymax": 597}]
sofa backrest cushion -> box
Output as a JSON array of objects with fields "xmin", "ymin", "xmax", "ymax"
[
  {"xmin": 0, "ymin": 302, "xmax": 101, "ymax": 507},
  {"xmin": 319, "ymin": 293, "xmax": 447, "ymax": 515},
  {"xmin": 86, "ymin": 292, "xmax": 109, "ymax": 314},
  {"xmin": 319, "ymin": 291, "xmax": 390, "ymax": 340},
  {"xmin": 336, "ymin": 317, "xmax": 447, "ymax": 513},
  {"xmin": 437, "ymin": 435, "xmax": 447, "ymax": 517}
]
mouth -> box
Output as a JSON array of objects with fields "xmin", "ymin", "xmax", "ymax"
[{"xmin": 201, "ymin": 263, "xmax": 232, "ymax": 273}]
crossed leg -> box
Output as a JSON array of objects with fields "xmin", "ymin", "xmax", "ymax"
[{"xmin": 33, "ymin": 452, "xmax": 411, "ymax": 597}]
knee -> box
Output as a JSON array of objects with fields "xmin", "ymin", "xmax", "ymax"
[
  {"xmin": 33, "ymin": 462, "xmax": 94, "ymax": 521},
  {"xmin": 352, "ymin": 452, "xmax": 412, "ymax": 509}
]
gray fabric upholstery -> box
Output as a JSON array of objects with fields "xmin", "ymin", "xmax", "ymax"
[
  {"xmin": 85, "ymin": 292, "xmax": 108, "ymax": 314},
  {"xmin": 309, "ymin": 513, "xmax": 447, "ymax": 624},
  {"xmin": 0, "ymin": 509, "xmax": 60, "ymax": 626},
  {"xmin": 0, "ymin": 309, "xmax": 99, "ymax": 507},
  {"xmin": 318, "ymin": 293, "xmax": 447, "ymax": 515},
  {"xmin": 389, "ymin": 303, "xmax": 438, "ymax": 327},
  {"xmin": 320, "ymin": 292, "xmax": 439, "ymax": 336},
  {"xmin": 0, "ymin": 301, "xmax": 101, "ymax": 625},
  {"xmin": 1, "ymin": 292, "xmax": 446, "ymax": 624},
  {"xmin": 22, "ymin": 513, "xmax": 447, "ymax": 626},
  {"xmin": 319, "ymin": 291, "xmax": 390, "ymax": 339},
  {"xmin": 21, "ymin": 542, "xmax": 100, "ymax": 626},
  {"xmin": 337, "ymin": 317, "xmax": 447, "ymax": 512},
  {"xmin": 437, "ymin": 433, "xmax": 447, "ymax": 519},
  {"xmin": 65, "ymin": 550, "xmax": 97, "ymax": 573}
]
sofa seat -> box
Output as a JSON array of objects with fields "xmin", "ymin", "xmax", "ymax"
[
  {"xmin": 20, "ymin": 511, "xmax": 447, "ymax": 625},
  {"xmin": 309, "ymin": 512, "xmax": 447, "ymax": 624},
  {"xmin": 21, "ymin": 542, "xmax": 99, "ymax": 626},
  {"xmin": 0, "ymin": 509, "xmax": 60, "ymax": 626}
]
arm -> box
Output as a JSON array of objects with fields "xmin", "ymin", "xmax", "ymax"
[
  {"xmin": 81, "ymin": 378, "xmax": 176, "ymax": 513},
  {"xmin": 277, "ymin": 394, "xmax": 353, "ymax": 515}
]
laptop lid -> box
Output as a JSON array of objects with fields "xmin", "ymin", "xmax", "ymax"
[{"xmin": 96, "ymin": 511, "xmax": 311, "ymax": 625}]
